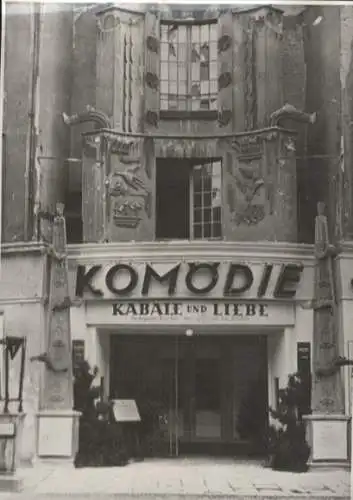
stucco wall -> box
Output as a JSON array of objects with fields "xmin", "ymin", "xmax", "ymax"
[
  {"xmin": 0, "ymin": 245, "xmax": 47, "ymax": 464},
  {"xmin": 3, "ymin": 3, "xmax": 34, "ymax": 241}
]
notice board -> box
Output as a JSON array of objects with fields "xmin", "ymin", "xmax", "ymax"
[{"xmin": 112, "ymin": 399, "xmax": 141, "ymax": 422}]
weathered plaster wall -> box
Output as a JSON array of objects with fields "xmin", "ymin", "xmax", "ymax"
[
  {"xmin": 3, "ymin": 3, "xmax": 34, "ymax": 241},
  {"xmin": 0, "ymin": 246, "xmax": 47, "ymax": 464},
  {"xmin": 303, "ymin": 6, "xmax": 341, "ymax": 242},
  {"xmin": 340, "ymin": 6, "xmax": 353, "ymax": 240},
  {"xmin": 3, "ymin": 3, "xmax": 74, "ymax": 242},
  {"xmin": 69, "ymin": 7, "xmax": 98, "ymax": 190},
  {"xmin": 36, "ymin": 3, "xmax": 74, "ymax": 223}
]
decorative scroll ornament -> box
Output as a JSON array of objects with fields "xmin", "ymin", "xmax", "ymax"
[
  {"xmin": 62, "ymin": 105, "xmax": 111, "ymax": 129},
  {"xmin": 270, "ymin": 103, "xmax": 316, "ymax": 127}
]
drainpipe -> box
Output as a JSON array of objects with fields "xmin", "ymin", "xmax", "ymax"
[{"xmin": 24, "ymin": 3, "xmax": 41, "ymax": 241}]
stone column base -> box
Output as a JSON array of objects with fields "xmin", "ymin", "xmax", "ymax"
[
  {"xmin": 36, "ymin": 410, "xmax": 80, "ymax": 465},
  {"xmin": 0, "ymin": 413, "xmax": 26, "ymax": 491},
  {"xmin": 303, "ymin": 413, "xmax": 350, "ymax": 468}
]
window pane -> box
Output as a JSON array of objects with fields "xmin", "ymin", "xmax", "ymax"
[
  {"xmin": 210, "ymin": 62, "xmax": 217, "ymax": 80},
  {"xmin": 204, "ymin": 224, "xmax": 211, "ymax": 238},
  {"xmin": 210, "ymin": 98, "xmax": 217, "ymax": 110},
  {"xmin": 192, "ymin": 25, "xmax": 199, "ymax": 42},
  {"xmin": 204, "ymin": 208, "xmax": 211, "ymax": 223},
  {"xmin": 191, "ymin": 159, "xmax": 222, "ymax": 240},
  {"xmin": 194, "ymin": 193, "xmax": 202, "ymax": 208},
  {"xmin": 194, "ymin": 209, "xmax": 202, "ymax": 223},
  {"xmin": 212, "ymin": 222, "xmax": 221, "ymax": 238},
  {"xmin": 200, "ymin": 99, "xmax": 209, "ymax": 110},
  {"xmin": 194, "ymin": 225, "xmax": 202, "ymax": 239},
  {"xmin": 210, "ymin": 24, "xmax": 217, "ymax": 41},
  {"xmin": 191, "ymin": 98, "xmax": 200, "ymax": 110},
  {"xmin": 200, "ymin": 63, "xmax": 209, "ymax": 81},
  {"xmin": 213, "ymin": 206, "xmax": 221, "ymax": 222}
]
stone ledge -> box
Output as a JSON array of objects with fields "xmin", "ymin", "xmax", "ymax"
[
  {"xmin": 0, "ymin": 474, "xmax": 23, "ymax": 492},
  {"xmin": 1, "ymin": 242, "xmax": 48, "ymax": 256}
]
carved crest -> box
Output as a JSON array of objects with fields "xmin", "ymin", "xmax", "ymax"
[
  {"xmin": 108, "ymin": 162, "xmax": 151, "ymax": 229},
  {"xmin": 227, "ymin": 154, "xmax": 266, "ymax": 226}
]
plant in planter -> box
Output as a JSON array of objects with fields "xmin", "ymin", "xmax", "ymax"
[
  {"xmin": 267, "ymin": 373, "xmax": 311, "ymax": 472},
  {"xmin": 73, "ymin": 360, "xmax": 129, "ymax": 467}
]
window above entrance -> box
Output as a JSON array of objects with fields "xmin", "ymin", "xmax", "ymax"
[
  {"xmin": 160, "ymin": 20, "xmax": 218, "ymax": 117},
  {"xmin": 156, "ymin": 158, "xmax": 222, "ymax": 240}
]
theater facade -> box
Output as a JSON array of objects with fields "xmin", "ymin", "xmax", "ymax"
[
  {"xmin": 2, "ymin": 3, "xmax": 353, "ymax": 466},
  {"xmin": 68, "ymin": 240, "xmax": 315, "ymax": 456}
]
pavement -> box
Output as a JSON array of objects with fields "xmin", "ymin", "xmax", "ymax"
[{"xmin": 0, "ymin": 457, "xmax": 350, "ymax": 499}]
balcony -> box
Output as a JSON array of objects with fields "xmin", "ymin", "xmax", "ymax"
[{"xmin": 80, "ymin": 127, "xmax": 297, "ymax": 244}]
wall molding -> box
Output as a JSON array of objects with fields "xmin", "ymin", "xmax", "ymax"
[{"xmin": 67, "ymin": 240, "xmax": 315, "ymax": 264}]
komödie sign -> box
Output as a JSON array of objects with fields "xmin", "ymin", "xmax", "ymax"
[{"xmin": 75, "ymin": 262, "xmax": 303, "ymax": 299}]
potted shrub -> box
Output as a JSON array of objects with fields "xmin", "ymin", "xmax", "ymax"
[{"xmin": 267, "ymin": 373, "xmax": 311, "ymax": 472}]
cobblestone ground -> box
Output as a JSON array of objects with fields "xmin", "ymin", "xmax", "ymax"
[{"xmin": 0, "ymin": 458, "xmax": 350, "ymax": 499}]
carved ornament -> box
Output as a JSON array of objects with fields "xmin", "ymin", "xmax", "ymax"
[
  {"xmin": 145, "ymin": 110, "xmax": 158, "ymax": 127},
  {"xmin": 218, "ymin": 72, "xmax": 232, "ymax": 90},
  {"xmin": 107, "ymin": 162, "xmax": 152, "ymax": 229},
  {"xmin": 146, "ymin": 35, "xmax": 159, "ymax": 53},
  {"xmin": 218, "ymin": 110, "xmax": 232, "ymax": 127},
  {"xmin": 227, "ymin": 156, "xmax": 266, "ymax": 226},
  {"xmin": 218, "ymin": 34, "xmax": 232, "ymax": 52},
  {"xmin": 146, "ymin": 72, "xmax": 159, "ymax": 91},
  {"xmin": 232, "ymin": 134, "xmax": 263, "ymax": 158},
  {"xmin": 270, "ymin": 103, "xmax": 316, "ymax": 127}
]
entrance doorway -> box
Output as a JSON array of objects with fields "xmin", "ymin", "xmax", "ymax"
[{"xmin": 110, "ymin": 333, "xmax": 268, "ymax": 457}]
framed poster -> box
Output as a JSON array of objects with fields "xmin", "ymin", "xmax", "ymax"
[{"xmin": 112, "ymin": 399, "xmax": 141, "ymax": 422}]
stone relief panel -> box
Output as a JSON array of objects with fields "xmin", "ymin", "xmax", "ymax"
[
  {"xmin": 106, "ymin": 138, "xmax": 153, "ymax": 241},
  {"xmin": 221, "ymin": 131, "xmax": 297, "ymax": 241}
]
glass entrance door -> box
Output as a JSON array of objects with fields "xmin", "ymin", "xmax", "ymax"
[{"xmin": 110, "ymin": 333, "xmax": 268, "ymax": 458}]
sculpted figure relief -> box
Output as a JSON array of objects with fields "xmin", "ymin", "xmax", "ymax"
[{"xmin": 108, "ymin": 159, "xmax": 152, "ymax": 229}]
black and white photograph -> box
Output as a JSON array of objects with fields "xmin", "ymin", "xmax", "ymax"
[{"xmin": 0, "ymin": 1, "xmax": 352, "ymax": 498}]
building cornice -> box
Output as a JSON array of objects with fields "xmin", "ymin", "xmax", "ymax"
[
  {"xmin": 82, "ymin": 126, "xmax": 296, "ymax": 140},
  {"xmin": 1, "ymin": 242, "xmax": 48, "ymax": 256},
  {"xmin": 67, "ymin": 241, "xmax": 315, "ymax": 264},
  {"xmin": 336, "ymin": 240, "xmax": 353, "ymax": 259}
]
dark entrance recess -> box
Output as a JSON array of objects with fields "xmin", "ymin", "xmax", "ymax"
[
  {"xmin": 110, "ymin": 334, "xmax": 268, "ymax": 458},
  {"xmin": 156, "ymin": 159, "xmax": 190, "ymax": 240}
]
